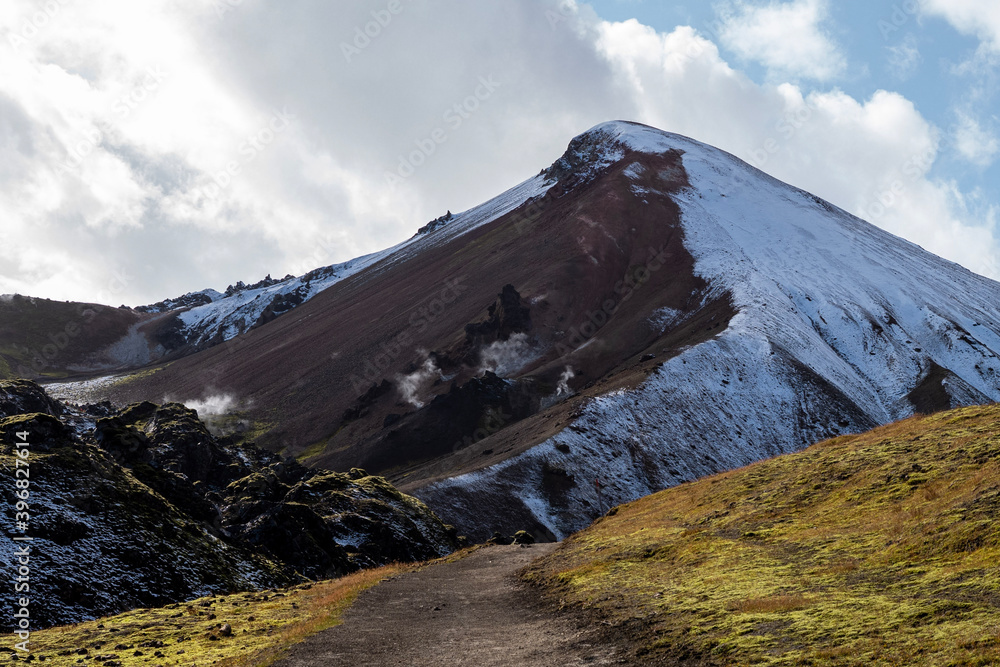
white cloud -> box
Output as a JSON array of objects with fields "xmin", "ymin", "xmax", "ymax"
[
  {"xmin": 953, "ymin": 112, "xmax": 1000, "ymax": 167},
  {"xmin": 923, "ymin": 0, "xmax": 1000, "ymax": 51},
  {"xmin": 0, "ymin": 0, "xmax": 622, "ymax": 305},
  {"xmin": 887, "ymin": 34, "xmax": 922, "ymax": 80},
  {"xmin": 716, "ymin": 0, "xmax": 846, "ymax": 81}
]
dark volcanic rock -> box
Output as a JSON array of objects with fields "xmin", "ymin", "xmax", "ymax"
[
  {"xmin": 416, "ymin": 211, "xmax": 454, "ymax": 236},
  {"xmin": 512, "ymin": 530, "xmax": 536, "ymax": 545},
  {"xmin": 150, "ymin": 314, "xmax": 189, "ymax": 352},
  {"xmin": 254, "ymin": 288, "xmax": 307, "ymax": 328},
  {"xmin": 135, "ymin": 292, "xmax": 215, "ymax": 314},
  {"xmin": 360, "ymin": 372, "xmax": 538, "ymax": 473},
  {"xmin": 95, "ymin": 416, "xmax": 152, "ymax": 465},
  {"xmin": 464, "ymin": 284, "xmax": 532, "ymax": 347},
  {"xmin": 227, "ymin": 499, "xmax": 355, "ymax": 579},
  {"xmin": 343, "ymin": 380, "xmax": 394, "ymax": 423},
  {"xmin": 0, "ymin": 412, "xmax": 66, "ymax": 452},
  {"xmin": 0, "ymin": 380, "xmax": 460, "ymax": 628},
  {"xmin": 0, "ymin": 379, "xmax": 63, "ymax": 417}
]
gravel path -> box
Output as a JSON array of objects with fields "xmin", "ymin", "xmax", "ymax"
[{"xmin": 275, "ymin": 544, "xmax": 629, "ymax": 666}]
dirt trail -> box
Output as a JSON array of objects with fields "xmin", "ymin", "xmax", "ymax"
[{"xmin": 275, "ymin": 544, "xmax": 630, "ymax": 666}]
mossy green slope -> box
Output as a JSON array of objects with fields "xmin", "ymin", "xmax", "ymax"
[{"xmin": 527, "ymin": 404, "xmax": 1000, "ymax": 665}]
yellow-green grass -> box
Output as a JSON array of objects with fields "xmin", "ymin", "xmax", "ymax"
[
  {"xmin": 527, "ymin": 404, "xmax": 1000, "ymax": 665},
  {"xmin": 295, "ymin": 438, "xmax": 328, "ymax": 465},
  {"xmin": 29, "ymin": 564, "xmax": 413, "ymax": 666}
]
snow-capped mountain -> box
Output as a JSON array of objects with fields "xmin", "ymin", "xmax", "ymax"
[
  {"xmin": 59, "ymin": 121, "xmax": 1000, "ymax": 544},
  {"xmin": 415, "ymin": 122, "xmax": 1000, "ymax": 539}
]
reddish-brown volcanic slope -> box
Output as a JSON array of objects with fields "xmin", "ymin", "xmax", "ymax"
[{"xmin": 111, "ymin": 144, "xmax": 732, "ymax": 478}]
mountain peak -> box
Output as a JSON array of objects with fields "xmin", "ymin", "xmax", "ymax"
[
  {"xmin": 573, "ymin": 120, "xmax": 688, "ymax": 155},
  {"xmin": 545, "ymin": 121, "xmax": 701, "ymax": 188}
]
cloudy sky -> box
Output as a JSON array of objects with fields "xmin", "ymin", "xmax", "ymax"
[{"xmin": 1, "ymin": 0, "xmax": 997, "ymax": 306}]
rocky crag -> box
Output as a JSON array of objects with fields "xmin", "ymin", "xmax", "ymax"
[{"xmin": 0, "ymin": 380, "xmax": 459, "ymax": 628}]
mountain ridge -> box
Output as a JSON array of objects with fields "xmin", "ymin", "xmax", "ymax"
[{"xmin": 0, "ymin": 212, "xmax": 475, "ymax": 381}]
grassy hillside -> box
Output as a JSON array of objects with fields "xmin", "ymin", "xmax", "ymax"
[
  {"xmin": 28, "ymin": 564, "xmax": 412, "ymax": 667},
  {"xmin": 526, "ymin": 404, "xmax": 1000, "ymax": 665}
]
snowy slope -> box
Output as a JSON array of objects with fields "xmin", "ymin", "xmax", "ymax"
[
  {"xmin": 173, "ymin": 253, "xmax": 388, "ymax": 348},
  {"xmin": 149, "ymin": 172, "xmax": 557, "ymax": 351},
  {"xmin": 416, "ymin": 121, "xmax": 1000, "ymax": 540}
]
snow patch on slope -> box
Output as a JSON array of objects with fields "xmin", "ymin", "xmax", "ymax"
[
  {"xmin": 45, "ymin": 374, "xmax": 133, "ymax": 405},
  {"xmin": 649, "ymin": 307, "xmax": 686, "ymax": 333},
  {"xmin": 102, "ymin": 323, "xmax": 165, "ymax": 368}
]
